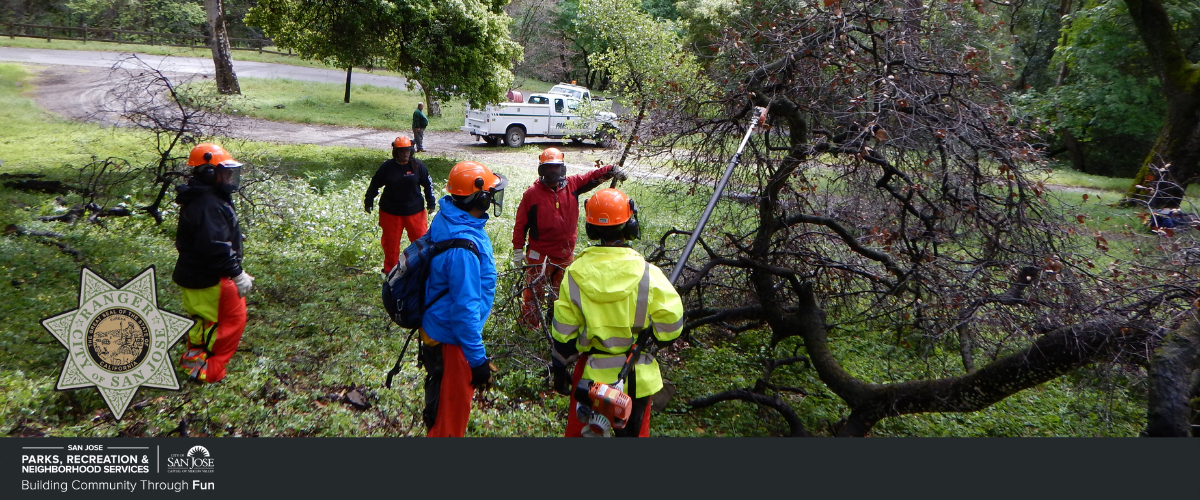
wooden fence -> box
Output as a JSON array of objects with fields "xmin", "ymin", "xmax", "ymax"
[{"xmin": 1, "ymin": 23, "xmax": 291, "ymax": 56}]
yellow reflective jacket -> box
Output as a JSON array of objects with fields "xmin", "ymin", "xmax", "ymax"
[{"xmin": 552, "ymin": 246, "xmax": 684, "ymax": 398}]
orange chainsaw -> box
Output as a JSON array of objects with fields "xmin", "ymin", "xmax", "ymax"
[{"xmin": 574, "ymin": 329, "xmax": 653, "ymax": 437}]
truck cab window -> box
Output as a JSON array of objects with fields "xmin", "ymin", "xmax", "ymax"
[
  {"xmin": 530, "ymin": 96, "xmax": 548, "ymax": 105},
  {"xmin": 555, "ymin": 99, "xmax": 565, "ymax": 113}
]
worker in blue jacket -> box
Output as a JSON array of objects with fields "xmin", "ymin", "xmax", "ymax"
[{"xmin": 419, "ymin": 161, "xmax": 507, "ymax": 437}]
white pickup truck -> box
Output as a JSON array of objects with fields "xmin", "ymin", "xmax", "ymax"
[{"xmin": 460, "ymin": 83, "xmax": 618, "ymax": 148}]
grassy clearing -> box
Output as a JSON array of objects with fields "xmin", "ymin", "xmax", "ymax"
[
  {"xmin": 0, "ymin": 36, "xmax": 405, "ymax": 77},
  {"xmin": 181, "ymin": 78, "xmax": 472, "ymax": 132},
  {"xmin": 0, "ymin": 61, "xmax": 1151, "ymax": 437},
  {"xmin": 178, "ymin": 76, "xmax": 580, "ymax": 133}
]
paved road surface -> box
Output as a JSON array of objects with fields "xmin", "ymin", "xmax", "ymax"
[{"xmin": 0, "ymin": 46, "xmax": 409, "ymax": 88}]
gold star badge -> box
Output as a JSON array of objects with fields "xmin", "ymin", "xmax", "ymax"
[{"xmin": 41, "ymin": 267, "xmax": 194, "ymax": 420}]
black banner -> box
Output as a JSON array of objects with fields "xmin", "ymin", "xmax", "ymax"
[{"xmin": 3, "ymin": 438, "xmax": 1197, "ymax": 499}]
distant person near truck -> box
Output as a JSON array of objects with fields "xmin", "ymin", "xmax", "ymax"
[{"xmin": 413, "ymin": 103, "xmax": 428, "ymax": 152}]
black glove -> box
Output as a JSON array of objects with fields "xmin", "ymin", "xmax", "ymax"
[
  {"xmin": 427, "ymin": 202, "xmax": 436, "ymax": 214},
  {"xmin": 364, "ymin": 200, "xmax": 373, "ymax": 214},
  {"xmin": 551, "ymin": 366, "xmax": 572, "ymax": 396},
  {"xmin": 470, "ymin": 361, "xmax": 495, "ymax": 391}
]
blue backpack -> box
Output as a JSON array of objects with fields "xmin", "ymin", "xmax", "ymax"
[{"xmin": 382, "ymin": 234, "xmax": 480, "ymax": 329}]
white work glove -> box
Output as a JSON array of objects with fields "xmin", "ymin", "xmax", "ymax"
[
  {"xmin": 511, "ymin": 248, "xmax": 525, "ymax": 268},
  {"xmin": 609, "ymin": 166, "xmax": 628, "ymax": 182},
  {"xmin": 233, "ymin": 272, "xmax": 255, "ymax": 298}
]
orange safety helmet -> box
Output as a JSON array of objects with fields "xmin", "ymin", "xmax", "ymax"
[
  {"xmin": 187, "ymin": 143, "xmax": 241, "ymax": 168},
  {"xmin": 392, "ymin": 136, "xmax": 413, "ymax": 148},
  {"xmin": 585, "ymin": 188, "xmax": 633, "ymax": 226},
  {"xmin": 539, "ymin": 147, "xmax": 565, "ymax": 165},
  {"xmin": 447, "ymin": 161, "xmax": 508, "ymax": 215}
]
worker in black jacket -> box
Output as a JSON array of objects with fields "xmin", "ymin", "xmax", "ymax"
[
  {"xmin": 364, "ymin": 136, "xmax": 437, "ymax": 273},
  {"xmin": 174, "ymin": 143, "xmax": 253, "ymax": 384}
]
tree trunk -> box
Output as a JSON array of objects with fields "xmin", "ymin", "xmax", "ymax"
[
  {"xmin": 344, "ymin": 67, "xmax": 352, "ymax": 103},
  {"xmin": 1122, "ymin": 0, "xmax": 1200, "ymax": 208},
  {"xmin": 1053, "ymin": 0, "xmax": 1089, "ymax": 173},
  {"xmin": 1142, "ymin": 320, "xmax": 1200, "ymax": 437},
  {"xmin": 206, "ymin": 0, "xmax": 240, "ymax": 95}
]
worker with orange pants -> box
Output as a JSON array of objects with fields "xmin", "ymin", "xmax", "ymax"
[
  {"xmin": 551, "ymin": 188, "xmax": 684, "ymax": 437},
  {"xmin": 365, "ymin": 136, "xmax": 436, "ymax": 273},
  {"xmin": 511, "ymin": 147, "xmax": 625, "ymax": 330},
  {"xmin": 174, "ymin": 143, "xmax": 253, "ymax": 384},
  {"xmin": 419, "ymin": 161, "xmax": 507, "ymax": 437}
]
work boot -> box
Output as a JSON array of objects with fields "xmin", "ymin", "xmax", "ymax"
[
  {"xmin": 180, "ymin": 348, "xmax": 207, "ymax": 370},
  {"xmin": 187, "ymin": 361, "xmax": 210, "ymax": 383}
]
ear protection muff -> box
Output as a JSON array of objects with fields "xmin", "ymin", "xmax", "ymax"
[
  {"xmin": 193, "ymin": 164, "xmax": 217, "ymax": 185},
  {"xmin": 623, "ymin": 199, "xmax": 640, "ymax": 240}
]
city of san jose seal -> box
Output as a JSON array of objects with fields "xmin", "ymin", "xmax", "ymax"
[{"xmin": 41, "ymin": 267, "xmax": 194, "ymax": 420}]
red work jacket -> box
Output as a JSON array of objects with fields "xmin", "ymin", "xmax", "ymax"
[{"xmin": 512, "ymin": 165, "xmax": 613, "ymax": 261}]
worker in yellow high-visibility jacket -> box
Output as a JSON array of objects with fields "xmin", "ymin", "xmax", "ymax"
[{"xmin": 551, "ymin": 188, "xmax": 684, "ymax": 437}]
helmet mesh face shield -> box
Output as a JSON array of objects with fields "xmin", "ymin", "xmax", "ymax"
[
  {"xmin": 485, "ymin": 172, "xmax": 508, "ymax": 216},
  {"xmin": 538, "ymin": 163, "xmax": 566, "ymax": 186},
  {"xmin": 218, "ymin": 162, "xmax": 243, "ymax": 189},
  {"xmin": 448, "ymin": 162, "xmax": 507, "ymax": 216}
]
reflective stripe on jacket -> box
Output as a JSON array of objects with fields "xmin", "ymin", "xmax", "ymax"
[{"xmin": 551, "ymin": 246, "xmax": 684, "ymax": 398}]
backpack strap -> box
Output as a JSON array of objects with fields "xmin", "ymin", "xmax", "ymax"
[
  {"xmin": 385, "ymin": 328, "xmax": 418, "ymax": 389},
  {"xmin": 423, "ymin": 238, "xmax": 482, "ymax": 309}
]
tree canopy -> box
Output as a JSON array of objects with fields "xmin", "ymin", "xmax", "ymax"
[{"xmin": 246, "ymin": 0, "xmax": 522, "ymax": 107}]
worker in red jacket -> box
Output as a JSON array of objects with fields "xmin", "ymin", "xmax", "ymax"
[{"xmin": 511, "ymin": 148, "xmax": 625, "ymax": 330}]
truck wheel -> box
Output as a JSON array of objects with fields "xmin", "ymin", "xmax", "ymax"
[
  {"xmin": 483, "ymin": 136, "xmax": 500, "ymax": 146},
  {"xmin": 595, "ymin": 127, "xmax": 616, "ymax": 148},
  {"xmin": 505, "ymin": 126, "xmax": 526, "ymax": 148}
]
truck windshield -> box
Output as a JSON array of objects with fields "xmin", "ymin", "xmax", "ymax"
[{"xmin": 550, "ymin": 85, "xmax": 584, "ymax": 100}]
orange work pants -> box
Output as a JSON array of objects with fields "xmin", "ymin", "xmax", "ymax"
[
  {"xmin": 519, "ymin": 254, "xmax": 571, "ymax": 330},
  {"xmin": 423, "ymin": 343, "xmax": 475, "ymax": 437},
  {"xmin": 180, "ymin": 277, "xmax": 246, "ymax": 384},
  {"xmin": 380, "ymin": 211, "xmax": 428, "ymax": 273}
]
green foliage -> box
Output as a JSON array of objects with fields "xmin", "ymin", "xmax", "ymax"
[
  {"xmin": 577, "ymin": 0, "xmax": 709, "ymax": 111},
  {"xmin": 65, "ymin": 0, "xmax": 204, "ymax": 33},
  {"xmin": 1010, "ymin": 0, "xmax": 1200, "ymax": 177},
  {"xmin": 246, "ymin": 0, "xmax": 523, "ymax": 107}
]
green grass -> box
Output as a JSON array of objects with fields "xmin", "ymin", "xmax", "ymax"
[
  {"xmin": 1045, "ymin": 168, "xmax": 1134, "ymax": 192},
  {"xmin": 0, "ymin": 36, "xmax": 406, "ymax": 77},
  {"xmin": 180, "ymin": 77, "xmax": 472, "ymax": 132},
  {"xmin": 1044, "ymin": 165, "xmax": 1200, "ymax": 198}
]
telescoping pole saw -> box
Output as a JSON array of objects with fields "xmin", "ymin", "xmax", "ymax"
[
  {"xmin": 574, "ymin": 105, "xmax": 769, "ymax": 437},
  {"xmin": 668, "ymin": 104, "xmax": 769, "ymax": 284}
]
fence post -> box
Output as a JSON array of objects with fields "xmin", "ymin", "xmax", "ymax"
[
  {"xmin": 82, "ymin": 25, "xmax": 87, "ymax": 44},
  {"xmin": 7, "ymin": 23, "xmax": 12, "ymax": 40}
]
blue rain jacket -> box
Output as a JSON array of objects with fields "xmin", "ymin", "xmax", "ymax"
[{"xmin": 422, "ymin": 196, "xmax": 497, "ymax": 367}]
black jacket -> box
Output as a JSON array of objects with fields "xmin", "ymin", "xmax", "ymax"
[
  {"xmin": 364, "ymin": 158, "xmax": 436, "ymax": 217},
  {"xmin": 172, "ymin": 181, "xmax": 244, "ymax": 289}
]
